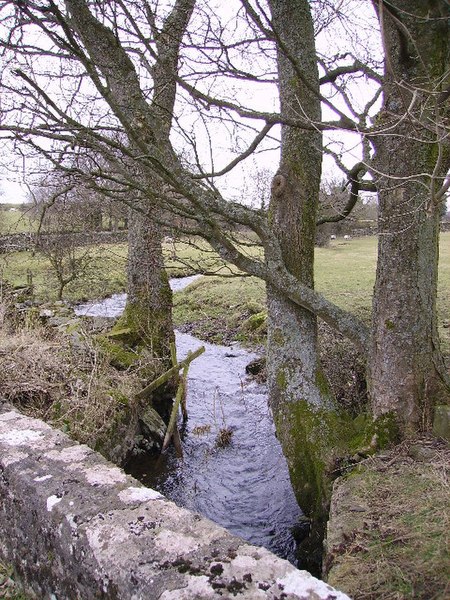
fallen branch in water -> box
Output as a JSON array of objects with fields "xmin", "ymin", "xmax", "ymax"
[
  {"xmin": 134, "ymin": 345, "xmax": 205, "ymax": 400},
  {"xmin": 162, "ymin": 358, "xmax": 190, "ymax": 454}
]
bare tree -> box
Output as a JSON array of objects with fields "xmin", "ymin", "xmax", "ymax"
[
  {"xmin": 31, "ymin": 182, "xmax": 96, "ymax": 300},
  {"xmin": 0, "ymin": 0, "xmax": 448, "ymax": 527},
  {"xmin": 37, "ymin": 232, "xmax": 94, "ymax": 300}
]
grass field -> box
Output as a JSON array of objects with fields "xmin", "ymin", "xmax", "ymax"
[
  {"xmin": 1, "ymin": 232, "xmax": 449, "ymax": 354},
  {"xmin": 173, "ymin": 234, "xmax": 450, "ymax": 355},
  {"xmin": 0, "ymin": 206, "xmax": 37, "ymax": 234},
  {"xmin": 0, "ymin": 243, "xmax": 129, "ymax": 302}
]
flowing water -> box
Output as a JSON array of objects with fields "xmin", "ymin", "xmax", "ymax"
[
  {"xmin": 74, "ymin": 274, "xmax": 201, "ymax": 318},
  {"xmin": 75, "ymin": 277, "xmax": 302, "ymax": 563}
]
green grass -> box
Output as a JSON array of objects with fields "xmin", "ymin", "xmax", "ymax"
[
  {"xmin": 0, "ymin": 207, "xmax": 37, "ymax": 234},
  {"xmin": 173, "ymin": 234, "xmax": 450, "ymax": 355},
  {"xmin": 173, "ymin": 275, "xmax": 267, "ymax": 345},
  {"xmin": 0, "ymin": 243, "xmax": 128, "ymax": 303},
  {"xmin": 170, "ymin": 237, "xmax": 378, "ymax": 344},
  {"xmin": 0, "ymin": 237, "xmax": 216, "ymax": 302},
  {"xmin": 1, "ymin": 233, "xmax": 449, "ymax": 355},
  {"xmin": 315, "ymin": 237, "xmax": 376, "ymax": 319},
  {"xmin": 173, "ymin": 237, "xmax": 379, "ymax": 337}
]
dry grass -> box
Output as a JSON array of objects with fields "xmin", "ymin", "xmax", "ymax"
[
  {"xmin": 0, "ymin": 329, "xmax": 67, "ymax": 415},
  {"xmin": 0, "ymin": 298, "xmax": 140, "ymax": 458},
  {"xmin": 326, "ymin": 438, "xmax": 450, "ymax": 599},
  {"xmin": 0, "ymin": 562, "xmax": 27, "ymax": 600}
]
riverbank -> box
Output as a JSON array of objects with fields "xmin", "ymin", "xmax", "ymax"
[
  {"xmin": 324, "ymin": 437, "xmax": 450, "ymax": 599},
  {"xmin": 0, "ymin": 286, "xmax": 329, "ymax": 599},
  {"xmin": 1, "ymin": 235, "xmax": 449, "ymax": 598},
  {"xmin": 2, "ymin": 235, "xmax": 449, "ymax": 355},
  {"xmin": 172, "ymin": 234, "xmax": 450, "ymax": 358}
]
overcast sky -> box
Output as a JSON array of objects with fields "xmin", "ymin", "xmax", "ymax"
[{"xmin": 1, "ymin": 0, "xmax": 380, "ymax": 205}]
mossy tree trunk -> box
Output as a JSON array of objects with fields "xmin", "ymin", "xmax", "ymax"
[
  {"xmin": 118, "ymin": 201, "xmax": 174, "ymax": 371},
  {"xmin": 266, "ymin": 0, "xmax": 344, "ymax": 522},
  {"xmin": 66, "ymin": 0, "xmax": 195, "ymax": 380},
  {"xmin": 370, "ymin": 0, "xmax": 450, "ymax": 435},
  {"xmin": 118, "ymin": 0, "xmax": 195, "ymax": 375}
]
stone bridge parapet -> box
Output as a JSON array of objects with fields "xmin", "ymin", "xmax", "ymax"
[{"xmin": 0, "ymin": 404, "xmax": 349, "ymax": 600}]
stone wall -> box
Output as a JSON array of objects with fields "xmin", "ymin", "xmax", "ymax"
[
  {"xmin": 327, "ymin": 221, "xmax": 450, "ymax": 238},
  {"xmin": 1, "ymin": 224, "xmax": 448, "ymax": 254},
  {"xmin": 0, "ymin": 231, "xmax": 128, "ymax": 253},
  {"xmin": 0, "ymin": 404, "xmax": 349, "ymax": 600}
]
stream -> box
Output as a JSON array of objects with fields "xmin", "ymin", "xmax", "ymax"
[{"xmin": 75, "ymin": 276, "xmax": 302, "ymax": 563}]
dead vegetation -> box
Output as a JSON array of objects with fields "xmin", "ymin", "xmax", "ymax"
[
  {"xmin": 0, "ymin": 290, "xmax": 140, "ymax": 462},
  {"xmin": 1, "ymin": 328, "xmax": 67, "ymax": 414},
  {"xmin": 215, "ymin": 426, "xmax": 234, "ymax": 448},
  {"xmin": 325, "ymin": 437, "xmax": 450, "ymax": 599},
  {"xmin": 0, "ymin": 561, "xmax": 27, "ymax": 600}
]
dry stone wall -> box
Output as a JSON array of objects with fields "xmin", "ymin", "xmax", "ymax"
[
  {"xmin": 0, "ymin": 403, "xmax": 349, "ymax": 600},
  {"xmin": 0, "ymin": 231, "xmax": 128, "ymax": 253}
]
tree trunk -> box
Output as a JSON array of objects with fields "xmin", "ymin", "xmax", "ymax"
[
  {"xmin": 117, "ymin": 201, "xmax": 174, "ymax": 373},
  {"xmin": 370, "ymin": 0, "xmax": 450, "ymax": 434},
  {"xmin": 64, "ymin": 0, "xmax": 194, "ymax": 382},
  {"xmin": 267, "ymin": 0, "xmax": 339, "ymax": 522}
]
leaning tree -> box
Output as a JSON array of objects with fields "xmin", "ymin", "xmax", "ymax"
[{"xmin": 1, "ymin": 0, "xmax": 449, "ymax": 526}]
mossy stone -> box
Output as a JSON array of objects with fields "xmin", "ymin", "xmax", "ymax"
[
  {"xmin": 96, "ymin": 335, "xmax": 139, "ymax": 370},
  {"xmin": 348, "ymin": 412, "xmax": 400, "ymax": 454},
  {"xmin": 432, "ymin": 405, "xmax": 450, "ymax": 441}
]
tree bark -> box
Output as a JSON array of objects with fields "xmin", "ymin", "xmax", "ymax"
[
  {"xmin": 266, "ymin": 0, "xmax": 338, "ymax": 522},
  {"xmin": 120, "ymin": 201, "xmax": 174, "ymax": 360},
  {"xmin": 65, "ymin": 0, "xmax": 194, "ymax": 375},
  {"xmin": 370, "ymin": 0, "xmax": 450, "ymax": 434}
]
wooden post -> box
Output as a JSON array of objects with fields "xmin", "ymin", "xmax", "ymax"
[
  {"xmin": 161, "ymin": 359, "xmax": 191, "ymax": 454},
  {"xmin": 135, "ymin": 344, "xmax": 204, "ymax": 455}
]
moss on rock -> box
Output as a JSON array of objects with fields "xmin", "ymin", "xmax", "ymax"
[
  {"xmin": 97, "ymin": 335, "xmax": 140, "ymax": 370},
  {"xmin": 243, "ymin": 311, "xmax": 267, "ymax": 331},
  {"xmin": 110, "ymin": 299, "xmax": 173, "ymax": 357},
  {"xmin": 348, "ymin": 412, "xmax": 400, "ymax": 455}
]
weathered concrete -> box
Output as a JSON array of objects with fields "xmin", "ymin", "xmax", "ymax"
[{"xmin": 0, "ymin": 403, "xmax": 349, "ymax": 599}]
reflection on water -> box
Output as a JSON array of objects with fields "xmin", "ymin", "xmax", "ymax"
[{"xmin": 76, "ymin": 276, "xmax": 302, "ymax": 563}]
